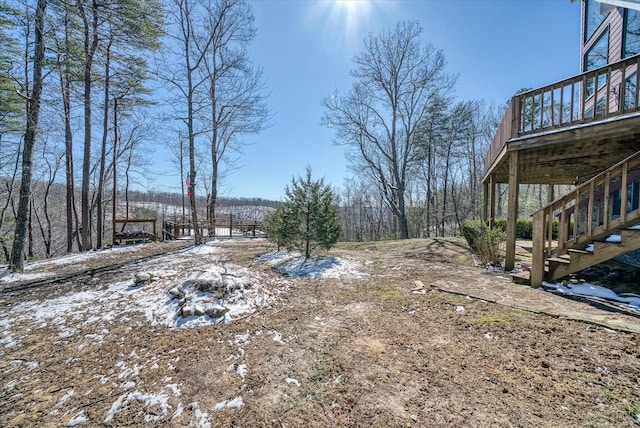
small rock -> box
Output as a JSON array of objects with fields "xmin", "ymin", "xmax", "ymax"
[
  {"xmin": 455, "ymin": 306, "xmax": 465, "ymax": 313},
  {"xmin": 168, "ymin": 287, "xmax": 184, "ymax": 298},
  {"xmin": 181, "ymin": 306, "xmax": 195, "ymax": 317},
  {"xmin": 411, "ymin": 414, "xmax": 418, "ymax": 422},
  {"xmin": 193, "ymin": 305, "xmax": 205, "ymax": 316},
  {"xmin": 205, "ymin": 304, "xmax": 229, "ymax": 318},
  {"xmin": 134, "ymin": 272, "xmax": 152, "ymax": 285}
]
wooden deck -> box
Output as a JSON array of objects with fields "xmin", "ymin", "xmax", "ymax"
[
  {"xmin": 162, "ymin": 219, "xmax": 264, "ymax": 240},
  {"xmin": 484, "ymin": 53, "xmax": 640, "ymax": 278},
  {"xmin": 485, "ymin": 54, "xmax": 640, "ymax": 186}
]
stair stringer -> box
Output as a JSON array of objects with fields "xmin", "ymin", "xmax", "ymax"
[{"xmin": 547, "ymin": 229, "xmax": 640, "ymax": 281}]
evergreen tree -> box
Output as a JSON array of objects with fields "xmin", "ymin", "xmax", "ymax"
[
  {"xmin": 265, "ymin": 167, "xmax": 341, "ymax": 259},
  {"xmin": 0, "ymin": 1, "xmax": 21, "ymax": 135}
]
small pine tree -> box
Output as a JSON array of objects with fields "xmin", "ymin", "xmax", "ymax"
[{"xmin": 265, "ymin": 167, "xmax": 342, "ymax": 259}]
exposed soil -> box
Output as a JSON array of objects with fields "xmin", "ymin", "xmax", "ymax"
[{"xmin": 1, "ymin": 238, "xmax": 639, "ymax": 427}]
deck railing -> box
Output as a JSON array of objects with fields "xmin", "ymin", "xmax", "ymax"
[
  {"xmin": 531, "ymin": 151, "xmax": 640, "ymax": 285},
  {"xmin": 486, "ymin": 54, "xmax": 640, "ymax": 171},
  {"xmin": 162, "ymin": 219, "xmax": 263, "ymax": 240}
]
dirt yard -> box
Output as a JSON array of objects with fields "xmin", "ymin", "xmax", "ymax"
[{"xmin": 1, "ymin": 238, "xmax": 639, "ymax": 427}]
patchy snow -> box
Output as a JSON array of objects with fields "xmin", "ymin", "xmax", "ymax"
[
  {"xmin": 254, "ymin": 251, "xmax": 296, "ymax": 265},
  {"xmin": 0, "ymin": 244, "xmax": 151, "ymax": 284},
  {"xmin": 285, "ymin": 377, "xmax": 301, "ymax": 387},
  {"xmin": 67, "ymin": 411, "xmax": 88, "ymax": 427},
  {"xmin": 0, "ymin": 241, "xmax": 368, "ymax": 425},
  {"xmin": 542, "ymin": 281, "xmax": 640, "ymax": 311},
  {"xmin": 215, "ymin": 396, "xmax": 244, "ymax": 410},
  {"xmin": 257, "ymin": 251, "xmax": 365, "ymax": 279},
  {"xmin": 270, "ymin": 330, "xmax": 286, "ymax": 345},
  {"xmin": 56, "ymin": 389, "xmax": 74, "ymax": 406},
  {"xmin": 104, "ymin": 390, "xmax": 169, "ymax": 423},
  {"xmin": 194, "ymin": 407, "xmax": 211, "ymax": 427},
  {"xmin": 228, "ymin": 363, "xmax": 247, "ymax": 379},
  {"xmin": 0, "ymin": 243, "xmax": 294, "ymax": 351},
  {"xmin": 605, "ymin": 234, "xmax": 622, "ymax": 243}
]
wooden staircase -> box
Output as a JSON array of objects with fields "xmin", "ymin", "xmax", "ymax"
[
  {"xmin": 527, "ymin": 151, "xmax": 640, "ymax": 287},
  {"xmin": 545, "ymin": 228, "xmax": 640, "ymax": 280}
]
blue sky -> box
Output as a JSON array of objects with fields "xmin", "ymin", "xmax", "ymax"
[{"xmin": 151, "ymin": 0, "xmax": 581, "ymax": 201}]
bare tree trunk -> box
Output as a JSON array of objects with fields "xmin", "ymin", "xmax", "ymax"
[
  {"xmin": 441, "ymin": 143, "xmax": 452, "ymax": 237},
  {"xmin": 10, "ymin": 0, "xmax": 47, "ymax": 271},
  {"xmin": 97, "ymin": 38, "xmax": 112, "ymax": 249},
  {"xmin": 112, "ymin": 98, "xmax": 119, "ymax": 244},
  {"xmin": 425, "ymin": 147, "xmax": 433, "ymax": 237},
  {"xmin": 36, "ymin": 153, "xmax": 61, "ymax": 257},
  {"xmin": 79, "ymin": 0, "xmax": 100, "ymax": 251},
  {"xmin": 180, "ymin": 137, "xmax": 185, "ymax": 223},
  {"xmin": 125, "ymin": 147, "xmax": 132, "ymax": 220},
  {"xmin": 28, "ymin": 199, "xmax": 34, "ymax": 258},
  {"xmin": 56, "ymin": 0, "xmax": 79, "ymax": 253}
]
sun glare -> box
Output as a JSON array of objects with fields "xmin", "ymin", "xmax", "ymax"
[
  {"xmin": 332, "ymin": 0, "xmax": 371, "ymax": 32},
  {"xmin": 307, "ymin": 0, "xmax": 377, "ymax": 53},
  {"xmin": 335, "ymin": 0, "xmax": 371, "ymax": 19}
]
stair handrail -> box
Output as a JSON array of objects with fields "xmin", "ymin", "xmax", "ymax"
[{"xmin": 530, "ymin": 150, "xmax": 640, "ymax": 286}]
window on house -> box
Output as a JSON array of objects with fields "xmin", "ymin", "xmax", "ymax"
[
  {"xmin": 585, "ymin": 0, "xmax": 608, "ymax": 43},
  {"xmin": 584, "ymin": 27, "xmax": 609, "ymax": 98},
  {"xmin": 624, "ymin": 72, "xmax": 637, "ymax": 110},
  {"xmin": 584, "ymin": 96, "xmax": 606, "ymax": 119},
  {"xmin": 624, "ymin": 8, "xmax": 640, "ymax": 57},
  {"xmin": 585, "ymin": 27, "xmax": 609, "ymax": 71}
]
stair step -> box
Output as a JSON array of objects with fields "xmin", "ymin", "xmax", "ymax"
[
  {"xmin": 511, "ymin": 270, "xmax": 530, "ymax": 285},
  {"xmin": 558, "ymin": 254, "xmax": 571, "ymax": 260},
  {"xmin": 567, "ymin": 248, "xmax": 590, "ymax": 254},
  {"xmin": 547, "ymin": 257, "xmax": 571, "ymax": 264}
]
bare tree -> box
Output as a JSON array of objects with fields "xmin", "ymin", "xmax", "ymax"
[
  {"xmin": 323, "ymin": 21, "xmax": 455, "ymax": 239},
  {"xmin": 76, "ymin": 0, "xmax": 101, "ymax": 251},
  {"xmin": 195, "ymin": 0, "xmax": 270, "ymax": 236},
  {"xmin": 50, "ymin": 0, "xmax": 82, "ymax": 252},
  {"xmin": 31, "ymin": 127, "xmax": 63, "ymax": 258},
  {"xmin": 159, "ymin": 0, "xmax": 224, "ymax": 245}
]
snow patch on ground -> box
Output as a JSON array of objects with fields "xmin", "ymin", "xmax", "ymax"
[
  {"xmin": 257, "ymin": 251, "xmax": 365, "ymax": 279},
  {"xmin": 285, "ymin": 377, "xmax": 301, "ymax": 387},
  {"xmin": 0, "ymin": 242, "xmax": 367, "ymax": 425},
  {"xmin": 1, "ymin": 243, "xmax": 292, "ymax": 351},
  {"xmin": 67, "ymin": 411, "xmax": 88, "ymax": 426},
  {"xmin": 214, "ymin": 396, "xmax": 244, "ymax": 410},
  {"xmin": 104, "ymin": 390, "xmax": 169, "ymax": 423},
  {"xmin": 0, "ymin": 244, "xmax": 150, "ymax": 284},
  {"xmin": 542, "ymin": 281, "xmax": 640, "ymax": 311}
]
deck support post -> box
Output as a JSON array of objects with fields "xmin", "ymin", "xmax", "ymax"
[
  {"xmin": 483, "ymin": 175, "xmax": 496, "ymax": 229},
  {"xmin": 531, "ymin": 210, "xmax": 545, "ymax": 287},
  {"xmin": 483, "ymin": 180, "xmax": 488, "ymax": 223},
  {"xmin": 505, "ymin": 152, "xmax": 519, "ymax": 271}
]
